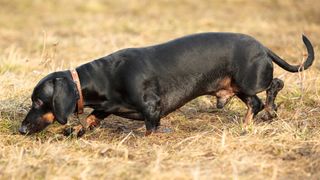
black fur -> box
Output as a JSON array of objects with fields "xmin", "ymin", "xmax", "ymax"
[{"xmin": 19, "ymin": 32, "xmax": 314, "ymax": 135}]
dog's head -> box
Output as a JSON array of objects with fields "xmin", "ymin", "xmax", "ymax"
[{"xmin": 19, "ymin": 71, "xmax": 78, "ymax": 135}]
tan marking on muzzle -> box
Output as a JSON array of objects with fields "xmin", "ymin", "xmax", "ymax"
[{"xmin": 42, "ymin": 112, "xmax": 55, "ymax": 123}]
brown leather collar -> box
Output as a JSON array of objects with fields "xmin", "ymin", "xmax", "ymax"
[{"xmin": 70, "ymin": 69, "xmax": 84, "ymax": 114}]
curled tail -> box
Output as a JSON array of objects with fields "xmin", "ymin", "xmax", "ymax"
[{"xmin": 267, "ymin": 35, "xmax": 314, "ymax": 72}]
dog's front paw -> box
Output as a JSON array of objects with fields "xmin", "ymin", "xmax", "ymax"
[
  {"xmin": 144, "ymin": 126, "xmax": 173, "ymax": 136},
  {"xmin": 63, "ymin": 125, "xmax": 86, "ymax": 137}
]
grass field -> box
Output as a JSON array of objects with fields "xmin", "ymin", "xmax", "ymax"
[{"xmin": 0, "ymin": 0, "xmax": 320, "ymax": 179}]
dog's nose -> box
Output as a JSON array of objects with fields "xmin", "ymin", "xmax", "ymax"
[{"xmin": 19, "ymin": 126, "xmax": 28, "ymax": 135}]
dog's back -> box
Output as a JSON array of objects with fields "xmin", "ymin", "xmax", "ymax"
[{"xmin": 109, "ymin": 33, "xmax": 265, "ymax": 115}]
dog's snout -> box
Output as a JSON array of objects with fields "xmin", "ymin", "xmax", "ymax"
[{"xmin": 19, "ymin": 126, "xmax": 28, "ymax": 135}]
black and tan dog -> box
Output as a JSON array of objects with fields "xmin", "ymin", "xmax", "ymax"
[{"xmin": 19, "ymin": 33, "xmax": 314, "ymax": 136}]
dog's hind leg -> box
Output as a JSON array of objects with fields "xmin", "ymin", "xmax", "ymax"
[
  {"xmin": 237, "ymin": 94, "xmax": 264, "ymax": 125},
  {"xmin": 263, "ymin": 78, "xmax": 284, "ymax": 120}
]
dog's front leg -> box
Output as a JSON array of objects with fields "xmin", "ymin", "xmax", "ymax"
[
  {"xmin": 64, "ymin": 110, "xmax": 110, "ymax": 137},
  {"xmin": 134, "ymin": 78, "xmax": 162, "ymax": 136},
  {"xmin": 143, "ymin": 99, "xmax": 161, "ymax": 136}
]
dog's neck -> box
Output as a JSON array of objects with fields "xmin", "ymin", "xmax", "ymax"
[{"xmin": 74, "ymin": 59, "xmax": 112, "ymax": 109}]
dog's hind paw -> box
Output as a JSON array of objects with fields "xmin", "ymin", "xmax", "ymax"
[{"xmin": 261, "ymin": 110, "xmax": 277, "ymax": 121}]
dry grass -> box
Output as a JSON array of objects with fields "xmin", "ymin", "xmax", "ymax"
[{"xmin": 0, "ymin": 0, "xmax": 320, "ymax": 179}]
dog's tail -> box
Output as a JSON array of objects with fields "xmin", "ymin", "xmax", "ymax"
[{"xmin": 267, "ymin": 34, "xmax": 314, "ymax": 73}]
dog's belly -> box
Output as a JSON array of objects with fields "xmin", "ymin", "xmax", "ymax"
[
  {"xmin": 114, "ymin": 112, "xmax": 144, "ymax": 120},
  {"xmin": 159, "ymin": 75, "xmax": 237, "ymax": 116},
  {"xmin": 111, "ymin": 106, "xmax": 144, "ymax": 120}
]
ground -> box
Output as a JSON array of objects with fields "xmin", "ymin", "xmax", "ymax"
[{"xmin": 0, "ymin": 0, "xmax": 320, "ymax": 179}]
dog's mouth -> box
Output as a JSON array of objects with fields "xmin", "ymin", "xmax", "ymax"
[
  {"xmin": 19, "ymin": 125, "xmax": 49, "ymax": 135},
  {"xmin": 18, "ymin": 124, "xmax": 42, "ymax": 135},
  {"xmin": 19, "ymin": 112, "xmax": 56, "ymax": 135},
  {"xmin": 19, "ymin": 121, "xmax": 51, "ymax": 135}
]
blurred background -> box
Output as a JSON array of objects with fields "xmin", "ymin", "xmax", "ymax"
[
  {"xmin": 0, "ymin": 0, "xmax": 319, "ymax": 72},
  {"xmin": 0, "ymin": 1, "xmax": 320, "ymax": 179}
]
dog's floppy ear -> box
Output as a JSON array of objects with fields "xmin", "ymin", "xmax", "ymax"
[{"xmin": 52, "ymin": 78, "xmax": 77, "ymax": 124}]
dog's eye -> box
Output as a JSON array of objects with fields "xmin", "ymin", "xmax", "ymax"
[{"xmin": 33, "ymin": 99, "xmax": 43, "ymax": 109}]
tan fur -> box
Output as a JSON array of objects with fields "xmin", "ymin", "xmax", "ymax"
[
  {"xmin": 215, "ymin": 77, "xmax": 238, "ymax": 100},
  {"xmin": 243, "ymin": 106, "xmax": 254, "ymax": 125},
  {"xmin": 80, "ymin": 114, "xmax": 100, "ymax": 129},
  {"xmin": 41, "ymin": 112, "xmax": 55, "ymax": 124}
]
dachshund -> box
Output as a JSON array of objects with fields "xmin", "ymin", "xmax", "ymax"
[{"xmin": 19, "ymin": 32, "xmax": 314, "ymax": 136}]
